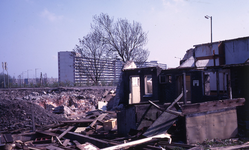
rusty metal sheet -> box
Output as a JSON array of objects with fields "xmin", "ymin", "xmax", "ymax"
[{"xmin": 186, "ymin": 108, "xmax": 238, "ymax": 144}]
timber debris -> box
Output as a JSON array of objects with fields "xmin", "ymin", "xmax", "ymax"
[{"xmin": 0, "ymin": 87, "xmax": 248, "ymax": 150}]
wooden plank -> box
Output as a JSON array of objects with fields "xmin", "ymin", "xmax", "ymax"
[
  {"xmin": 36, "ymin": 130, "xmax": 59, "ymax": 137},
  {"xmin": 81, "ymin": 142, "xmax": 100, "ymax": 150},
  {"xmin": 181, "ymin": 98, "xmax": 245, "ymax": 115},
  {"xmin": 63, "ymin": 131, "xmax": 113, "ymax": 148},
  {"xmin": 27, "ymin": 147, "xmax": 42, "ymax": 150},
  {"xmin": 166, "ymin": 91, "xmax": 183, "ymax": 111},
  {"xmin": 58, "ymin": 126, "xmax": 74, "ymax": 139},
  {"xmin": 46, "ymin": 145, "xmax": 64, "ymax": 150},
  {"xmin": 188, "ymin": 146, "xmax": 204, "ymax": 150},
  {"xmin": 143, "ymin": 94, "xmax": 183, "ymax": 137},
  {"xmin": 196, "ymin": 55, "xmax": 219, "ymax": 60},
  {"xmin": 183, "ymin": 72, "xmax": 187, "ymax": 104},
  {"xmin": 210, "ymin": 142, "xmax": 249, "ymax": 150},
  {"xmin": 62, "ymin": 139, "xmax": 70, "ymax": 147},
  {"xmin": 74, "ymin": 127, "xmax": 86, "ymax": 133},
  {"xmin": 101, "ymin": 133, "xmax": 171, "ymax": 150},
  {"xmin": 73, "ymin": 140, "xmax": 84, "ymax": 150},
  {"xmin": 55, "ymin": 136, "xmax": 63, "ymax": 146},
  {"xmin": 143, "ymin": 109, "xmax": 178, "ymax": 137},
  {"xmin": 149, "ymin": 100, "xmax": 183, "ymax": 116},
  {"xmin": 89, "ymin": 113, "xmax": 108, "ymax": 128},
  {"xmin": 61, "ymin": 119, "xmax": 94, "ymax": 123}
]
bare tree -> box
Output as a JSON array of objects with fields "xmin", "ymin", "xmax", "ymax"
[
  {"xmin": 74, "ymin": 31, "xmax": 111, "ymax": 85},
  {"xmin": 92, "ymin": 13, "xmax": 149, "ymax": 64}
]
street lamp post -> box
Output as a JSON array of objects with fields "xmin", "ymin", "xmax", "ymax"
[
  {"xmin": 175, "ymin": 57, "xmax": 182, "ymax": 65},
  {"xmin": 205, "ymin": 15, "xmax": 212, "ymax": 44}
]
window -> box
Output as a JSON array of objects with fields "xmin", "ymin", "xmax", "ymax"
[
  {"xmin": 159, "ymin": 75, "xmax": 172, "ymax": 84},
  {"xmin": 159, "ymin": 75, "xmax": 166, "ymax": 84},
  {"xmin": 144, "ymin": 75, "xmax": 153, "ymax": 96}
]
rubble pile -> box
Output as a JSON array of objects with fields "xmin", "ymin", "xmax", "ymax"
[
  {"xmin": 0, "ymin": 87, "xmax": 116, "ymax": 132},
  {"xmin": 0, "ymin": 98, "xmax": 65, "ymax": 132}
]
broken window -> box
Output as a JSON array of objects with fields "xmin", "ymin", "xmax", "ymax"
[
  {"xmin": 159, "ymin": 75, "xmax": 166, "ymax": 84},
  {"xmin": 205, "ymin": 71, "xmax": 228, "ymax": 97},
  {"xmin": 168, "ymin": 75, "xmax": 172, "ymax": 83},
  {"xmin": 129, "ymin": 76, "xmax": 141, "ymax": 104},
  {"xmin": 159, "ymin": 75, "xmax": 172, "ymax": 84},
  {"xmin": 204, "ymin": 73, "xmax": 211, "ymax": 96},
  {"xmin": 144, "ymin": 75, "xmax": 153, "ymax": 96}
]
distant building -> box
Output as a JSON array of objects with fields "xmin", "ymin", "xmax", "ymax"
[
  {"xmin": 58, "ymin": 51, "xmax": 167, "ymax": 86},
  {"xmin": 58, "ymin": 51, "xmax": 75, "ymax": 85}
]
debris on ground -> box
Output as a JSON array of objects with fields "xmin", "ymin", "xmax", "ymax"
[
  {"xmin": 1, "ymin": 87, "xmax": 249, "ymax": 150},
  {"xmin": 0, "ymin": 87, "xmax": 116, "ymax": 132}
]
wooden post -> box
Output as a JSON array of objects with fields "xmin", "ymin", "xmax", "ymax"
[
  {"xmin": 216, "ymin": 70, "xmax": 220, "ymax": 97},
  {"xmin": 228, "ymin": 71, "xmax": 233, "ymax": 99},
  {"xmin": 183, "ymin": 72, "xmax": 187, "ymax": 104},
  {"xmin": 223, "ymin": 72, "xmax": 226, "ymax": 95}
]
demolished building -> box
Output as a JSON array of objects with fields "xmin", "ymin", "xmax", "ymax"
[
  {"xmin": 1, "ymin": 36, "xmax": 249, "ymax": 149},
  {"xmin": 117, "ymin": 36, "xmax": 249, "ymax": 144}
]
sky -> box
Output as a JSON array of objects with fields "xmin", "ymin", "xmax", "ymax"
[{"xmin": 0, "ymin": 0, "xmax": 249, "ymax": 79}]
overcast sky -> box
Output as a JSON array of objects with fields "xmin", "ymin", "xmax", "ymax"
[{"xmin": 0, "ymin": 0, "xmax": 249, "ymax": 79}]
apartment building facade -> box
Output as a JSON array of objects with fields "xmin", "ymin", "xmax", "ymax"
[{"xmin": 58, "ymin": 51, "xmax": 167, "ymax": 86}]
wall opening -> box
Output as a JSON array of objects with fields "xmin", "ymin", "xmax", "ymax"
[
  {"xmin": 144, "ymin": 75, "xmax": 153, "ymax": 97},
  {"xmin": 129, "ymin": 76, "xmax": 141, "ymax": 104}
]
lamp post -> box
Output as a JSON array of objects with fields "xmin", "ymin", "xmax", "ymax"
[
  {"xmin": 175, "ymin": 57, "xmax": 182, "ymax": 65},
  {"xmin": 205, "ymin": 15, "xmax": 212, "ymax": 44},
  {"xmin": 174, "ymin": 57, "xmax": 181, "ymax": 61}
]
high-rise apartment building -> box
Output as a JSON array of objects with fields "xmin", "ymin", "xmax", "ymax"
[
  {"xmin": 58, "ymin": 51, "xmax": 75, "ymax": 84},
  {"xmin": 58, "ymin": 51, "xmax": 167, "ymax": 86}
]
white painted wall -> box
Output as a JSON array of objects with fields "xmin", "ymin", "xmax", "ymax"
[
  {"xmin": 58, "ymin": 51, "xmax": 75, "ymax": 84},
  {"xmin": 195, "ymin": 42, "xmax": 220, "ymax": 67}
]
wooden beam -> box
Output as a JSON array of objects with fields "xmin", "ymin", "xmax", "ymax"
[
  {"xmin": 149, "ymin": 100, "xmax": 183, "ymax": 116},
  {"xmin": 165, "ymin": 109, "xmax": 183, "ymax": 116},
  {"xmin": 209, "ymin": 142, "xmax": 249, "ymax": 150},
  {"xmin": 36, "ymin": 130, "xmax": 59, "ymax": 137},
  {"xmin": 100, "ymin": 133, "xmax": 171, "ymax": 150},
  {"xmin": 58, "ymin": 126, "xmax": 74, "ymax": 139},
  {"xmin": 228, "ymin": 72, "xmax": 233, "ymax": 99},
  {"xmin": 55, "ymin": 136, "xmax": 63, "ymax": 146},
  {"xmin": 27, "ymin": 147, "xmax": 42, "ymax": 150},
  {"xmin": 148, "ymin": 101, "xmax": 162, "ymax": 111},
  {"xmin": 166, "ymin": 91, "xmax": 183, "ymax": 111},
  {"xmin": 216, "ymin": 71, "xmax": 220, "ymax": 97},
  {"xmin": 183, "ymin": 73, "xmax": 187, "ymax": 104},
  {"xmin": 89, "ymin": 113, "xmax": 108, "ymax": 128},
  {"xmin": 61, "ymin": 119, "xmax": 94, "ymax": 124},
  {"xmin": 73, "ymin": 140, "xmax": 85, "ymax": 150},
  {"xmin": 63, "ymin": 131, "xmax": 113, "ymax": 148},
  {"xmin": 196, "ymin": 55, "xmax": 219, "ymax": 60},
  {"xmin": 62, "ymin": 139, "xmax": 70, "ymax": 147},
  {"xmin": 46, "ymin": 145, "xmax": 64, "ymax": 150},
  {"xmin": 181, "ymin": 98, "xmax": 245, "ymax": 115}
]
